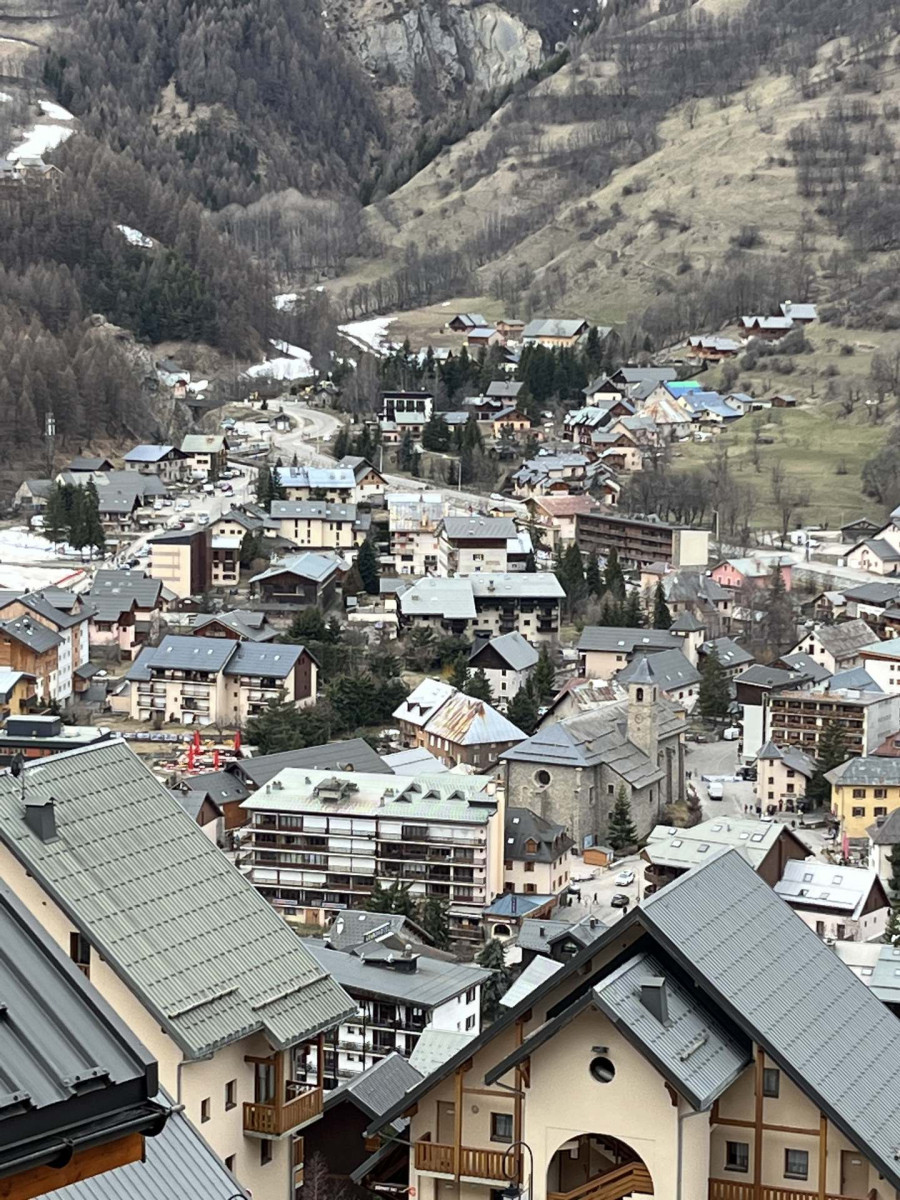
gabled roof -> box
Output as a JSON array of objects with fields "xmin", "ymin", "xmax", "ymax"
[
  {"xmin": 618, "ymin": 648, "xmax": 700, "ymax": 692},
  {"xmin": 302, "ymin": 940, "xmax": 489, "ymax": 1007},
  {"xmin": 860, "ymin": 635, "xmax": 900, "ymax": 661},
  {"xmin": 440, "ymin": 516, "xmax": 518, "ymax": 541},
  {"xmin": 250, "ymin": 551, "xmax": 342, "ymax": 585},
  {"xmin": 643, "ymin": 815, "xmax": 804, "ymax": 870},
  {"xmin": 408, "ymin": 1029, "xmax": 477, "ymax": 1075},
  {"xmin": 395, "ymin": 678, "xmax": 456, "ymax": 728},
  {"xmin": 699, "ymin": 637, "xmax": 754, "ymax": 669},
  {"xmin": 323, "ymin": 1053, "xmax": 421, "ymax": 1120},
  {"xmin": 516, "ymin": 915, "xmax": 606, "ymax": 954},
  {"xmin": 778, "ymin": 651, "xmax": 832, "ymax": 684},
  {"xmin": 774, "ymin": 858, "xmax": 886, "ymax": 918},
  {"xmin": 469, "ymin": 631, "xmax": 539, "ymax": 672},
  {"xmin": 423, "ymin": 689, "xmax": 526, "ymax": 746},
  {"xmin": 500, "ymin": 955, "xmax": 564, "ymax": 1008},
  {"xmin": 382, "ymin": 746, "xmax": 450, "ymax": 774},
  {"xmin": 868, "ymin": 806, "xmax": 900, "ymax": 845},
  {"xmin": 827, "ymin": 755, "xmax": 900, "ymax": 788},
  {"xmin": 128, "ymin": 634, "xmax": 236, "ymax": 678},
  {"xmin": 125, "ymin": 444, "xmax": 178, "ymax": 462},
  {"xmin": 0, "ymin": 741, "xmax": 354, "ymax": 1059},
  {"xmin": 325, "ymin": 910, "xmax": 433, "ymax": 953},
  {"xmin": 577, "ymin": 626, "xmax": 681, "ymax": 654},
  {"xmin": 523, "ymin": 319, "xmax": 588, "ymax": 339},
  {"xmin": 800, "ymin": 618, "xmax": 878, "ymax": 659},
  {"xmin": 0, "ymin": 615, "xmax": 62, "ymax": 653},
  {"xmin": 89, "ymin": 570, "xmax": 162, "ymax": 620},
  {"xmin": 670, "ymin": 610, "xmax": 704, "ymax": 632},
  {"xmin": 505, "ymin": 806, "xmax": 573, "ymax": 862},
  {"xmin": 232, "ymin": 739, "xmax": 391, "ymax": 785},
  {"xmin": 485, "ymin": 380, "xmax": 524, "ymax": 398},
  {"xmin": 193, "ymin": 609, "xmax": 275, "ymax": 642},
  {"xmin": 180, "ymin": 435, "xmax": 226, "ymax": 454},
  {"xmin": 842, "ymin": 581, "xmax": 900, "ymax": 605}
]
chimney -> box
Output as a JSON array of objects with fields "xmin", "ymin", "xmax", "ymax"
[
  {"xmin": 24, "ymin": 799, "xmax": 58, "ymax": 842},
  {"xmin": 640, "ymin": 977, "xmax": 669, "ymax": 1025}
]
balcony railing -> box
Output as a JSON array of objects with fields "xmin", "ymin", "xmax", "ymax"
[
  {"xmin": 414, "ymin": 1141, "xmax": 508, "ymax": 1181},
  {"xmin": 549, "ymin": 1162, "xmax": 653, "ymax": 1200},
  {"xmin": 708, "ymin": 1182, "xmax": 850, "ymax": 1200},
  {"xmin": 243, "ymin": 1085, "xmax": 322, "ymax": 1137}
]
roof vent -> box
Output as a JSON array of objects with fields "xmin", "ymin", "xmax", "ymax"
[
  {"xmin": 24, "ymin": 799, "xmax": 58, "ymax": 842},
  {"xmin": 640, "ymin": 976, "xmax": 669, "ymax": 1025}
]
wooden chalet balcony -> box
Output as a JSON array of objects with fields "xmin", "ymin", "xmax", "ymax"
[
  {"xmin": 243, "ymin": 1085, "xmax": 322, "ymax": 1138},
  {"xmin": 548, "ymin": 1161, "xmax": 653, "ymax": 1200},
  {"xmin": 414, "ymin": 1140, "xmax": 508, "ymax": 1181},
  {"xmin": 709, "ymin": 1181, "xmax": 849, "ymax": 1200}
]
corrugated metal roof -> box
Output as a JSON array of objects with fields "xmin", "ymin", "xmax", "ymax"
[
  {"xmin": 302, "ymin": 940, "xmax": 489, "ymax": 1007},
  {"xmin": 323, "ymin": 1053, "xmax": 422, "ymax": 1119},
  {"xmin": 577, "ymin": 626, "xmax": 681, "ymax": 653},
  {"xmin": 500, "ymin": 955, "xmax": 563, "ymax": 1008},
  {"xmin": 233, "ymin": 740, "xmax": 390, "ymax": 784},
  {"xmin": 408, "ymin": 1029, "xmax": 477, "ymax": 1075},
  {"xmin": 593, "ymin": 951, "xmax": 750, "ymax": 1110},
  {"xmin": 641, "ymin": 850, "xmax": 900, "ymax": 1188},
  {"xmin": 43, "ymin": 1091, "xmax": 249, "ymax": 1200},
  {"xmin": 271, "ymin": 501, "xmax": 357, "ymax": 520},
  {"xmin": 0, "ymin": 741, "xmax": 355, "ymax": 1059},
  {"xmin": 422, "ymin": 690, "xmax": 526, "ymax": 747},
  {"xmin": 441, "ymin": 517, "xmax": 518, "ymax": 541},
  {"xmin": 470, "ymin": 631, "xmax": 539, "ymax": 672}
]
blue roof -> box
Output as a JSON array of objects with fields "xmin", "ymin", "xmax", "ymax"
[
  {"xmin": 666, "ymin": 380, "xmax": 702, "ymax": 395},
  {"xmin": 485, "ymin": 893, "xmax": 554, "ymax": 916}
]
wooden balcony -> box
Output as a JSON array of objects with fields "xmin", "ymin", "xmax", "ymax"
[
  {"xmin": 414, "ymin": 1140, "xmax": 508, "ymax": 1181},
  {"xmin": 243, "ymin": 1086, "xmax": 322, "ymax": 1138},
  {"xmin": 548, "ymin": 1161, "xmax": 654, "ymax": 1200},
  {"xmin": 709, "ymin": 1180, "xmax": 849, "ymax": 1200}
]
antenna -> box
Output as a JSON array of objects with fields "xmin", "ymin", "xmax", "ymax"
[
  {"xmin": 44, "ymin": 411, "xmax": 56, "ymax": 477},
  {"xmin": 10, "ymin": 752, "xmax": 25, "ymax": 806}
]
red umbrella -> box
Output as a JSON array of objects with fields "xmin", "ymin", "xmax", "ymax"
[
  {"xmin": 213, "ymin": 749, "xmax": 220, "ymax": 770},
  {"xmin": 193, "ymin": 729, "xmax": 201, "ymax": 751},
  {"xmin": 234, "ymin": 729, "xmax": 241, "ymax": 752},
  {"xmin": 187, "ymin": 745, "xmax": 195, "ymax": 771}
]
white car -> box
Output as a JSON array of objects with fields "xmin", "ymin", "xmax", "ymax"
[
  {"xmin": 615, "ymin": 870, "xmax": 635, "ymax": 886},
  {"xmin": 177, "ymin": 498, "xmax": 191, "ymax": 510}
]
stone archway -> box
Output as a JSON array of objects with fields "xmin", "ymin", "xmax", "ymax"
[{"xmin": 546, "ymin": 1133, "xmax": 653, "ymax": 1200}]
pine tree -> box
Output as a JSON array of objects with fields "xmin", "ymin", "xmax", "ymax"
[
  {"xmin": 84, "ymin": 479, "xmax": 105, "ymax": 556},
  {"xmin": 698, "ymin": 650, "xmax": 731, "ymax": 719},
  {"xmin": 762, "ymin": 565, "xmax": 794, "ymax": 656},
  {"xmin": 476, "ymin": 937, "xmax": 513, "ymax": 1022},
  {"xmin": 363, "ymin": 879, "xmax": 416, "ymax": 916},
  {"xmin": 585, "ymin": 551, "xmax": 602, "ymax": 597},
  {"xmin": 888, "ymin": 843, "xmax": 900, "ymax": 896},
  {"xmin": 623, "ymin": 590, "xmax": 643, "ymax": 627},
  {"xmin": 42, "ymin": 483, "xmax": 68, "ymax": 546},
  {"xmin": 418, "ymin": 897, "xmax": 451, "ymax": 949},
  {"xmin": 465, "ymin": 669, "xmax": 493, "ymax": 703},
  {"xmin": 506, "ymin": 680, "xmax": 539, "ymax": 734},
  {"xmin": 532, "ymin": 644, "xmax": 556, "ymax": 704},
  {"xmin": 807, "ymin": 721, "xmax": 848, "ymax": 806},
  {"xmin": 559, "ymin": 543, "xmax": 587, "ymax": 617},
  {"xmin": 255, "ymin": 465, "xmax": 272, "ymax": 506},
  {"xmin": 68, "ymin": 485, "xmax": 89, "ymax": 551},
  {"xmin": 608, "ymin": 784, "xmax": 638, "ymax": 852},
  {"xmin": 270, "ymin": 466, "xmax": 287, "ymax": 501},
  {"xmin": 883, "ymin": 899, "xmax": 900, "ymax": 945},
  {"xmin": 357, "ymin": 538, "xmax": 379, "ymax": 594},
  {"xmin": 450, "ymin": 655, "xmax": 470, "ymax": 691},
  {"xmin": 653, "ymin": 582, "xmax": 673, "ymax": 630},
  {"xmin": 603, "ymin": 547, "xmax": 626, "ymax": 601}
]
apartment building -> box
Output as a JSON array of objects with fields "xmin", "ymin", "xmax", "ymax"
[
  {"xmin": 0, "ymin": 741, "xmax": 354, "ymax": 1200},
  {"xmin": 398, "ymin": 574, "xmax": 565, "ymax": 643},
  {"xmin": 237, "ymin": 768, "xmax": 505, "ymax": 941},
  {"xmin": 767, "ymin": 687, "xmax": 900, "ymax": 758},
  {"xmin": 826, "ymin": 756, "xmax": 900, "ymax": 841},
  {"xmin": 124, "ymin": 443, "xmax": 188, "ymax": 481},
  {"xmin": 148, "ymin": 526, "xmax": 211, "ymax": 599},
  {"xmin": 300, "ymin": 940, "xmax": 487, "ymax": 1083},
  {"xmin": 437, "ymin": 517, "xmax": 532, "ymax": 574},
  {"xmin": 788, "ymin": 619, "xmax": 878, "ymax": 674},
  {"xmin": 382, "ymin": 391, "xmax": 434, "ymax": 424},
  {"xmin": 523, "ymin": 495, "xmax": 598, "ymax": 551},
  {"xmin": 756, "ymin": 740, "xmax": 815, "ymax": 809},
  {"xmin": 270, "ymin": 501, "xmax": 369, "ymax": 552},
  {"xmin": 275, "ymin": 459, "xmax": 386, "ymax": 504},
  {"xmin": 180, "ymin": 433, "xmax": 229, "ymax": 478},
  {"xmin": 128, "ymin": 634, "xmax": 318, "ymax": 724},
  {"xmin": 88, "ymin": 570, "xmax": 163, "ymax": 659},
  {"xmin": 503, "ymin": 807, "xmax": 574, "ymax": 896},
  {"xmin": 363, "ymin": 850, "xmax": 900, "ymax": 1200},
  {"xmin": 576, "ymin": 511, "xmax": 709, "ymax": 568},
  {"xmin": 0, "ymin": 590, "xmax": 91, "ymax": 704},
  {"xmin": 860, "ymin": 635, "xmax": 900, "ymax": 692},
  {"xmin": 0, "ymin": 614, "xmax": 61, "ymax": 703}
]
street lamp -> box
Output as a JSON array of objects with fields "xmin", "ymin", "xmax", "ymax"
[{"xmin": 500, "ymin": 1140, "xmax": 534, "ymax": 1200}]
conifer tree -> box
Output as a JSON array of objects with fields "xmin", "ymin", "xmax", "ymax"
[
  {"xmin": 418, "ymin": 897, "xmax": 451, "ymax": 949},
  {"xmin": 698, "ymin": 649, "xmax": 730, "ymax": 719},
  {"xmin": 603, "ymin": 547, "xmax": 626, "ymax": 600},
  {"xmin": 623, "ymin": 590, "xmax": 643, "ymax": 627},
  {"xmin": 585, "ymin": 551, "xmax": 602, "ymax": 597},
  {"xmin": 506, "ymin": 680, "xmax": 539, "ymax": 735},
  {"xmin": 532, "ymin": 644, "xmax": 556, "ymax": 703},
  {"xmin": 449, "ymin": 655, "xmax": 470, "ymax": 691},
  {"xmin": 807, "ymin": 721, "xmax": 849, "ymax": 806},
  {"xmin": 357, "ymin": 538, "xmax": 379, "ymax": 594},
  {"xmin": 653, "ymin": 582, "xmax": 673, "ymax": 629},
  {"xmin": 608, "ymin": 784, "xmax": 638, "ymax": 852},
  {"xmin": 465, "ymin": 668, "xmax": 493, "ymax": 703},
  {"xmin": 476, "ymin": 938, "xmax": 512, "ymax": 1022}
]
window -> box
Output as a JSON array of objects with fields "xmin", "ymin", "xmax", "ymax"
[
  {"xmin": 524, "ymin": 883, "xmax": 537, "ymax": 894},
  {"xmin": 589, "ymin": 1056, "xmax": 615, "ymax": 1083},
  {"xmin": 784, "ymin": 1150, "xmax": 808, "ymax": 1180},
  {"xmin": 201, "ymin": 1098, "xmax": 210, "ymax": 1124},
  {"xmin": 261, "ymin": 1140, "xmax": 273, "ymax": 1167},
  {"xmin": 69, "ymin": 932, "xmax": 90, "ymax": 977},
  {"xmin": 836, "ymin": 924, "xmax": 846, "ymax": 939},
  {"xmin": 851, "ymin": 806, "xmax": 865, "ymax": 817},
  {"xmin": 535, "ymin": 769, "xmax": 551, "ymax": 786},
  {"xmin": 852, "ymin": 788, "xmax": 866, "ymax": 798},
  {"xmin": 490, "ymin": 1113, "xmax": 513, "ymax": 1143},
  {"xmin": 465, "ymin": 1014, "xmax": 476, "ymax": 1030},
  {"xmin": 768, "ymin": 776, "xmax": 774, "ymax": 785},
  {"xmin": 786, "ymin": 768, "xmax": 795, "ymax": 778},
  {"xmin": 225, "ymin": 1155, "xmax": 236, "ymax": 1174},
  {"xmin": 815, "ymin": 920, "xmax": 825, "ymax": 935},
  {"xmin": 762, "ymin": 1068, "xmax": 780, "ymax": 1098},
  {"xmin": 225, "ymin": 1079, "xmax": 237, "ymax": 1111},
  {"xmin": 466, "ymin": 987, "xmax": 476, "ymax": 1003},
  {"xmin": 524, "ymin": 861, "xmax": 535, "ymax": 872},
  {"xmin": 874, "ymin": 806, "xmax": 887, "ymax": 817},
  {"xmin": 725, "ymin": 1143, "xmax": 749, "ymax": 1173}
]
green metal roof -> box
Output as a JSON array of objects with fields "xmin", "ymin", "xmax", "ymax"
[{"xmin": 0, "ymin": 740, "xmax": 355, "ymax": 1060}]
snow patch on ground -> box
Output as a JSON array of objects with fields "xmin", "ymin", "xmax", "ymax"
[
  {"xmin": 116, "ymin": 223, "xmax": 154, "ymax": 248},
  {"xmin": 246, "ymin": 338, "xmax": 314, "ymax": 380},
  {"xmin": 0, "ymin": 528, "xmax": 92, "ymax": 591},
  {"xmin": 0, "ymin": 92, "xmax": 11, "ymax": 104},
  {"xmin": 7, "ymin": 122, "xmax": 73, "ymax": 161},
  {"xmin": 338, "ymin": 317, "xmax": 395, "ymax": 355},
  {"xmin": 38, "ymin": 99, "xmax": 74, "ymax": 121},
  {"xmin": 187, "ymin": 379, "xmax": 209, "ymax": 393},
  {"xmin": 274, "ymin": 293, "xmax": 299, "ymax": 311}
]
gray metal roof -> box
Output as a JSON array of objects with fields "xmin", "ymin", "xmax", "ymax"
[
  {"xmin": 505, "ymin": 807, "xmax": 572, "ymax": 862},
  {"xmin": 670, "ymin": 611, "xmax": 705, "ymax": 632},
  {"xmin": 325, "ymin": 911, "xmax": 431, "ymax": 953},
  {"xmin": 19, "ymin": 590, "xmax": 87, "ymax": 630},
  {"xmin": 486, "ymin": 380, "xmax": 523, "ymax": 398},
  {"xmin": 593, "ymin": 951, "xmax": 751, "ymax": 1111},
  {"xmin": 0, "ymin": 741, "xmax": 355, "ymax": 1059},
  {"xmin": 618, "ymin": 649, "xmax": 700, "ymax": 694},
  {"xmin": 223, "ymin": 642, "xmax": 304, "ymax": 679},
  {"xmin": 441, "ymin": 516, "xmax": 518, "ymax": 541},
  {"xmin": 130, "ymin": 634, "xmax": 236, "ymax": 676},
  {"xmin": 89, "ymin": 571, "xmax": 162, "ymax": 620},
  {"xmin": 233, "ymin": 739, "xmax": 390, "ymax": 785},
  {"xmin": 643, "ymin": 816, "xmax": 800, "ymax": 871},
  {"xmin": 827, "ymin": 755, "xmax": 900, "ymax": 787},
  {"xmin": 826, "ymin": 666, "xmax": 881, "ymax": 692},
  {"xmin": 381, "ymin": 746, "xmax": 450, "ymax": 774},
  {"xmin": 515, "ymin": 917, "xmax": 601, "ymax": 955},
  {"xmin": 418, "ymin": 689, "xmax": 526, "ymax": 747},
  {"xmin": 302, "ymin": 940, "xmax": 489, "ymax": 1007},
  {"xmin": 773, "ymin": 859, "xmax": 881, "ymax": 917},
  {"xmin": 778, "ymin": 651, "xmax": 832, "ymax": 684},
  {"xmin": 408, "ymin": 1029, "xmax": 477, "ymax": 1075},
  {"xmin": 0, "ymin": 878, "xmax": 163, "ymax": 1175},
  {"xmin": 124, "ymin": 444, "xmax": 177, "ymax": 462},
  {"xmin": 700, "ymin": 637, "xmax": 754, "ymax": 669},
  {"xmin": 500, "ymin": 955, "xmax": 563, "ymax": 1008},
  {"xmin": 861, "ymin": 635, "xmax": 900, "ymax": 660},
  {"xmin": 868, "ymin": 806, "xmax": 900, "ymax": 845},
  {"xmin": 184, "ymin": 770, "xmax": 250, "ymax": 806},
  {"xmin": 0, "ymin": 615, "xmax": 62, "ymax": 653},
  {"xmin": 733, "ymin": 664, "xmax": 799, "ymax": 689},
  {"xmin": 868, "ymin": 942, "xmax": 900, "ymax": 1005},
  {"xmin": 523, "ymin": 319, "xmax": 588, "ymax": 339},
  {"xmin": 640, "ymin": 850, "xmax": 900, "ymax": 1187},
  {"xmin": 250, "ymin": 551, "xmax": 343, "ymax": 585},
  {"xmin": 470, "ymin": 631, "xmax": 539, "ymax": 672},
  {"xmin": 43, "ymin": 1091, "xmax": 249, "ymax": 1200},
  {"xmin": 193, "ymin": 610, "xmax": 274, "ymax": 642},
  {"xmin": 577, "ymin": 626, "xmax": 681, "ymax": 654},
  {"xmin": 270, "ymin": 501, "xmax": 357, "ymax": 520},
  {"xmin": 323, "ymin": 1053, "xmax": 422, "ymax": 1119}
]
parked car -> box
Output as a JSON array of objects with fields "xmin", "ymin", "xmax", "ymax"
[
  {"xmin": 737, "ymin": 765, "xmax": 757, "ymax": 782},
  {"xmin": 614, "ymin": 870, "xmax": 635, "ymax": 886},
  {"xmin": 610, "ymin": 893, "xmax": 630, "ymax": 909},
  {"xmin": 197, "ymin": 513, "xmax": 209, "ymax": 525},
  {"xmin": 723, "ymin": 726, "xmax": 740, "ymax": 741},
  {"xmin": 707, "ymin": 782, "xmax": 724, "ymax": 801}
]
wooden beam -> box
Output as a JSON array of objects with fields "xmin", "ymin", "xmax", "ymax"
[
  {"xmin": 453, "ymin": 1064, "xmax": 466, "ymax": 1181},
  {"xmin": 664, "ymin": 1082, "xmax": 679, "ymax": 1108},
  {"xmin": 514, "ymin": 1065, "xmax": 524, "ymax": 1183},
  {"xmin": 818, "ymin": 1114, "xmax": 827, "ymax": 1200},
  {"xmin": 0, "ymin": 1132, "xmax": 144, "ymax": 1200},
  {"xmin": 714, "ymin": 1116, "xmax": 820, "ymax": 1136},
  {"xmin": 275, "ymin": 1043, "xmax": 285, "ymax": 1106},
  {"xmin": 753, "ymin": 1047, "xmax": 764, "ymax": 1200},
  {"xmin": 521, "ymin": 1057, "xmax": 531, "ymax": 1090},
  {"xmin": 316, "ymin": 1032, "xmax": 324, "ymax": 1089},
  {"xmin": 463, "ymin": 1088, "xmax": 523, "ymax": 1099}
]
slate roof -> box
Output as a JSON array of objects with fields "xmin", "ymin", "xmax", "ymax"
[
  {"xmin": 470, "ymin": 631, "xmax": 539, "ymax": 672},
  {"xmin": 223, "ymin": 642, "xmax": 304, "ymax": 680},
  {"xmin": 323, "ymin": 1053, "xmax": 422, "ymax": 1119},
  {"xmin": 842, "ymin": 582, "xmax": 900, "ymax": 605},
  {"xmin": 89, "ymin": 571, "xmax": 162, "ymax": 621},
  {"xmin": 325, "ymin": 911, "xmax": 432, "ymax": 953},
  {"xmin": 670, "ymin": 611, "xmax": 704, "ymax": 633},
  {"xmin": 617, "ymin": 648, "xmax": 700, "ymax": 693},
  {"xmin": 778, "ymin": 651, "xmax": 832, "ymax": 684},
  {"xmin": 501, "ymin": 699, "xmax": 684, "ymax": 788},
  {"xmin": 806, "ymin": 619, "xmax": 878, "ymax": 659},
  {"xmin": 755, "ymin": 741, "xmax": 815, "ymax": 777},
  {"xmin": 0, "ymin": 741, "xmax": 355, "ymax": 1059},
  {"xmin": 827, "ymin": 755, "xmax": 900, "ymax": 788},
  {"xmin": 699, "ymin": 637, "xmax": 754, "ymax": 669},
  {"xmin": 14, "ymin": 590, "xmax": 87, "ymax": 630},
  {"xmin": 868, "ymin": 806, "xmax": 900, "ymax": 845},
  {"xmin": 193, "ymin": 610, "xmax": 275, "ymax": 642},
  {"xmin": 127, "ymin": 635, "xmax": 235, "ymax": 677},
  {"xmin": 43, "ymin": 1092, "xmax": 249, "ymax": 1200},
  {"xmin": 441, "ymin": 516, "xmax": 518, "ymax": 541},
  {"xmin": 734, "ymin": 664, "xmax": 800, "ymax": 689},
  {"xmin": 232, "ymin": 739, "xmax": 390, "ymax": 785},
  {"xmin": 270, "ymin": 501, "xmax": 357, "ymax": 521},
  {"xmin": 185, "ymin": 770, "xmax": 250, "ymax": 807},
  {"xmin": 505, "ymin": 806, "xmax": 573, "ymax": 862},
  {"xmin": 302, "ymin": 940, "xmax": 489, "ymax": 1007},
  {"xmin": 577, "ymin": 626, "xmax": 682, "ymax": 654},
  {"xmin": 516, "ymin": 916, "xmax": 605, "ymax": 955},
  {"xmin": 68, "ymin": 455, "xmax": 113, "ymax": 471},
  {"xmin": 857, "ymin": 537, "xmax": 900, "ymax": 562},
  {"xmin": 592, "ymin": 951, "xmax": 751, "ymax": 1111},
  {"xmin": 774, "ymin": 858, "xmax": 884, "ymax": 918},
  {"xmin": 0, "ymin": 878, "xmax": 165, "ymax": 1178},
  {"xmin": 0, "ymin": 615, "xmax": 62, "ymax": 653},
  {"xmin": 250, "ymin": 552, "xmax": 342, "ymax": 585}
]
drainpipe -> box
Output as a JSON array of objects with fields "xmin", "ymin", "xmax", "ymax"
[{"xmin": 676, "ymin": 1107, "xmax": 705, "ymax": 1200}]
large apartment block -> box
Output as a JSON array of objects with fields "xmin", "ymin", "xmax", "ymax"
[
  {"xmin": 398, "ymin": 574, "xmax": 565, "ymax": 643},
  {"xmin": 767, "ymin": 688, "xmax": 900, "ymax": 757},
  {"xmin": 576, "ymin": 510, "xmax": 709, "ymax": 568},
  {"xmin": 237, "ymin": 769, "xmax": 505, "ymax": 941}
]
